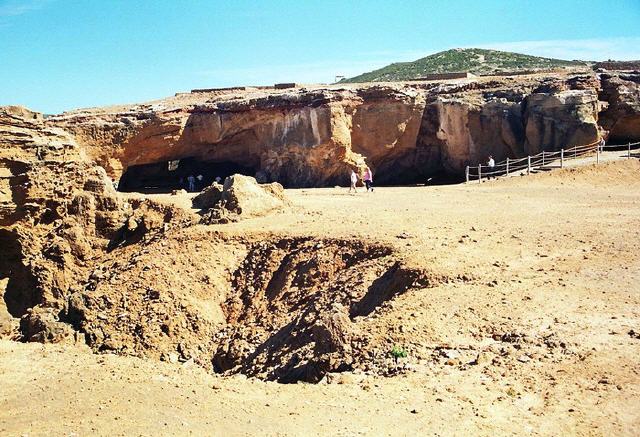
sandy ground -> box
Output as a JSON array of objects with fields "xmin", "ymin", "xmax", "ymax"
[{"xmin": 1, "ymin": 159, "xmax": 639, "ymax": 436}]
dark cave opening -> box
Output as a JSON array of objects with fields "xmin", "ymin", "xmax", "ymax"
[{"xmin": 117, "ymin": 157, "xmax": 257, "ymax": 193}]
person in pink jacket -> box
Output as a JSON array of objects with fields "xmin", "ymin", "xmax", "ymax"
[{"xmin": 363, "ymin": 166, "xmax": 374, "ymax": 192}]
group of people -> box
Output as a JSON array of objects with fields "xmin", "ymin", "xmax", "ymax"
[
  {"xmin": 181, "ymin": 174, "xmax": 225, "ymax": 192},
  {"xmin": 349, "ymin": 166, "xmax": 374, "ymax": 193}
]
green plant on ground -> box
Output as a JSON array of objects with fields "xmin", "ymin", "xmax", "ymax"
[{"xmin": 390, "ymin": 345, "xmax": 408, "ymax": 363}]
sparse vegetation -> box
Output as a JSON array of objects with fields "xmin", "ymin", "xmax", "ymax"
[
  {"xmin": 390, "ymin": 345, "xmax": 408, "ymax": 363},
  {"xmin": 339, "ymin": 48, "xmax": 588, "ymax": 83}
]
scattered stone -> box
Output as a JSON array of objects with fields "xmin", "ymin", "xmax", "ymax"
[
  {"xmin": 167, "ymin": 353, "xmax": 180, "ymax": 364},
  {"xmin": 471, "ymin": 352, "xmax": 492, "ymax": 365},
  {"xmin": 441, "ymin": 349, "xmax": 460, "ymax": 360}
]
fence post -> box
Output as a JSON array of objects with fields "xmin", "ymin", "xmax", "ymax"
[
  {"xmin": 542, "ymin": 151, "xmax": 545, "ymax": 167},
  {"xmin": 478, "ymin": 164, "xmax": 482, "ymax": 183},
  {"xmin": 596, "ymin": 145, "xmax": 600, "ymax": 164},
  {"xmin": 506, "ymin": 157, "xmax": 510, "ymax": 176},
  {"xmin": 560, "ymin": 149, "xmax": 564, "ymax": 168},
  {"xmin": 629, "ymin": 142, "xmax": 632, "ymax": 158},
  {"xmin": 574, "ymin": 146, "xmax": 577, "ymax": 159},
  {"xmin": 465, "ymin": 166, "xmax": 469, "ymax": 183},
  {"xmin": 527, "ymin": 156, "xmax": 531, "ymax": 174}
]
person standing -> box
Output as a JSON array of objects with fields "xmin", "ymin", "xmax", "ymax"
[
  {"xmin": 187, "ymin": 174, "xmax": 196, "ymax": 192},
  {"xmin": 349, "ymin": 170, "xmax": 358, "ymax": 193},
  {"xmin": 487, "ymin": 155, "xmax": 495, "ymax": 179},
  {"xmin": 363, "ymin": 166, "xmax": 374, "ymax": 192}
]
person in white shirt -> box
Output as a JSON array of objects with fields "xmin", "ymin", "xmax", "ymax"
[
  {"xmin": 349, "ymin": 170, "xmax": 358, "ymax": 193},
  {"xmin": 486, "ymin": 155, "xmax": 496, "ymax": 179}
]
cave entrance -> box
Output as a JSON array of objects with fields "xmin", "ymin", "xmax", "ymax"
[{"xmin": 117, "ymin": 157, "xmax": 257, "ymax": 193}]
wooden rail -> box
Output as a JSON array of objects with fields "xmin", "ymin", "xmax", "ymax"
[{"xmin": 465, "ymin": 140, "xmax": 640, "ymax": 183}]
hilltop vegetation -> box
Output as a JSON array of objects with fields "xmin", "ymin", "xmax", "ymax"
[{"xmin": 340, "ymin": 48, "xmax": 588, "ymax": 83}]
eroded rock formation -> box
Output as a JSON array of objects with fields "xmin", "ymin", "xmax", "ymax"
[
  {"xmin": 598, "ymin": 72, "xmax": 640, "ymax": 143},
  {"xmin": 39, "ymin": 71, "xmax": 635, "ymax": 189}
]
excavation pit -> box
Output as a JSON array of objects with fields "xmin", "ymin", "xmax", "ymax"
[{"xmin": 63, "ymin": 234, "xmax": 433, "ymax": 383}]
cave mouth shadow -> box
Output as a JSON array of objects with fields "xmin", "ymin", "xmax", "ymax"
[
  {"xmin": 0, "ymin": 229, "xmax": 39, "ymax": 318},
  {"xmin": 373, "ymin": 170, "xmax": 465, "ymax": 187},
  {"xmin": 117, "ymin": 157, "xmax": 257, "ymax": 193}
]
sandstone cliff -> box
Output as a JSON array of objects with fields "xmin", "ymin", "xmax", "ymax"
[
  {"xmin": 38, "ymin": 72, "xmax": 629, "ymax": 189},
  {"xmin": 598, "ymin": 72, "xmax": 640, "ymax": 143}
]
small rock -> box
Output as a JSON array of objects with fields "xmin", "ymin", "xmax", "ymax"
[
  {"xmin": 126, "ymin": 217, "xmax": 138, "ymax": 231},
  {"xmin": 472, "ymin": 352, "xmax": 492, "ymax": 365},
  {"xmin": 517, "ymin": 354, "xmax": 530, "ymax": 363},
  {"xmin": 168, "ymin": 352, "xmax": 179, "ymax": 364},
  {"xmin": 441, "ymin": 349, "xmax": 460, "ymax": 360}
]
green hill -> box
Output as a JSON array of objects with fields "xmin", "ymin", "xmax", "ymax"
[{"xmin": 339, "ymin": 48, "xmax": 588, "ymax": 83}]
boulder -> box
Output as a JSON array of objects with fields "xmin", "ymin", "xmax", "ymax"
[
  {"xmin": 19, "ymin": 307, "xmax": 75, "ymax": 343},
  {"xmin": 199, "ymin": 174, "xmax": 287, "ymax": 223},
  {"xmin": 192, "ymin": 182, "xmax": 223, "ymax": 209},
  {"xmin": 311, "ymin": 303, "xmax": 353, "ymax": 355}
]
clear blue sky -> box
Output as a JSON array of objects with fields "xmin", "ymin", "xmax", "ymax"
[{"xmin": 1, "ymin": 0, "xmax": 639, "ymax": 114}]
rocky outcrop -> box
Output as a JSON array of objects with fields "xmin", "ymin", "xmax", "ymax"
[
  {"xmin": 523, "ymin": 90, "xmax": 599, "ymax": 154},
  {"xmin": 1, "ymin": 75, "xmax": 639, "ymax": 380},
  {"xmin": 42, "ymin": 73, "xmax": 615, "ymax": 188},
  {"xmin": 0, "ymin": 108, "xmax": 191, "ymax": 343},
  {"xmin": 3, "ymin": 73, "xmax": 639, "ymax": 192},
  {"xmin": 599, "ymin": 72, "xmax": 640, "ymax": 143}
]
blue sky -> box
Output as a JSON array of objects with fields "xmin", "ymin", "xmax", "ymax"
[{"xmin": 1, "ymin": 0, "xmax": 639, "ymax": 114}]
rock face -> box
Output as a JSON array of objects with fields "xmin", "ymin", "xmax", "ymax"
[
  {"xmin": 42, "ymin": 72, "xmax": 628, "ymax": 188},
  {"xmin": 599, "ymin": 73, "xmax": 640, "ymax": 143},
  {"xmin": 0, "ymin": 107, "xmax": 192, "ymax": 344},
  {"xmin": 418, "ymin": 84, "xmax": 600, "ymax": 173}
]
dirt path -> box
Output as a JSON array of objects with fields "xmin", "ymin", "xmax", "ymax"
[{"xmin": 1, "ymin": 160, "xmax": 639, "ymax": 435}]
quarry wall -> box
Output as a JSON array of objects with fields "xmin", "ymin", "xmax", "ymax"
[{"xmin": 4, "ymin": 71, "xmax": 640, "ymax": 189}]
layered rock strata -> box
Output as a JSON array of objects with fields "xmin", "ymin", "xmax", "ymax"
[{"xmin": 38, "ymin": 72, "xmax": 638, "ymax": 188}]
